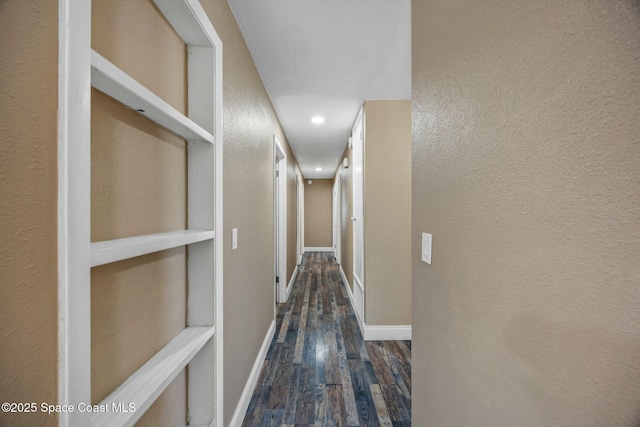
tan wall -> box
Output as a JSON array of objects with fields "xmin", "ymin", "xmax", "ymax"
[
  {"xmin": 335, "ymin": 103, "xmax": 412, "ymax": 326},
  {"xmin": 336, "ymin": 146, "xmax": 354, "ymax": 292},
  {"xmin": 199, "ymin": 1, "xmax": 298, "ymax": 424},
  {"xmin": 0, "ymin": 1, "xmax": 59, "ymax": 425},
  {"xmin": 363, "ymin": 101, "xmax": 411, "ymax": 326},
  {"xmin": 304, "ymin": 179, "xmax": 333, "ymax": 248},
  {"xmin": 412, "ymin": 1, "xmax": 640, "ymax": 426}
]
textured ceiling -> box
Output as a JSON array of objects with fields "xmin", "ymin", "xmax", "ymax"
[{"xmin": 227, "ymin": 0, "xmax": 411, "ymax": 179}]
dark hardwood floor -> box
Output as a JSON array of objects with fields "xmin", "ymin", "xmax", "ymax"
[{"xmin": 242, "ymin": 252, "xmax": 411, "ymax": 427}]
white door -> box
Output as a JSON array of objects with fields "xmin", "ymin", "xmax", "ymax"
[
  {"xmin": 296, "ymin": 173, "xmax": 304, "ymax": 265},
  {"xmin": 296, "ymin": 175, "xmax": 301, "ymax": 264},
  {"xmin": 333, "ymin": 178, "xmax": 341, "ymax": 264},
  {"xmin": 275, "ymin": 163, "xmax": 279, "ymax": 310},
  {"xmin": 300, "ymin": 179, "xmax": 304, "ymax": 262},
  {"xmin": 352, "ymin": 108, "xmax": 365, "ymax": 323},
  {"xmin": 274, "ymin": 137, "xmax": 287, "ymax": 304}
]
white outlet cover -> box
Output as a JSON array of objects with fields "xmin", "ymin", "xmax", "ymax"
[
  {"xmin": 422, "ymin": 233, "xmax": 432, "ymax": 264},
  {"xmin": 232, "ymin": 228, "xmax": 238, "ymax": 250}
]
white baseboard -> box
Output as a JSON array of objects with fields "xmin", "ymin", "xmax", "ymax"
[
  {"xmin": 338, "ymin": 266, "xmax": 411, "ymax": 341},
  {"xmin": 339, "ymin": 264, "xmax": 352, "ymax": 302},
  {"xmin": 284, "ymin": 265, "xmax": 298, "ymax": 302},
  {"xmin": 339, "ymin": 265, "xmax": 364, "ymax": 335},
  {"xmin": 304, "ymin": 246, "xmax": 333, "ymax": 252},
  {"xmin": 228, "ymin": 320, "xmax": 276, "ymax": 427},
  {"xmin": 363, "ymin": 324, "xmax": 412, "ymax": 341}
]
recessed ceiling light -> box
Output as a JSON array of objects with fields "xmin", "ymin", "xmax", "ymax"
[
  {"xmin": 311, "ymin": 116, "xmax": 325, "ymax": 124},
  {"xmin": 315, "ymin": 167, "xmax": 322, "ymax": 171}
]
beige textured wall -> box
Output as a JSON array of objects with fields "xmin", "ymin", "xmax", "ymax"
[
  {"xmin": 91, "ymin": 0, "xmax": 189, "ymax": 425},
  {"xmin": 336, "ymin": 146, "xmax": 354, "ymax": 292},
  {"xmin": 0, "ymin": 1, "xmax": 59, "ymax": 426},
  {"xmin": 304, "ymin": 179, "xmax": 333, "ymax": 248},
  {"xmin": 412, "ymin": 1, "xmax": 640, "ymax": 426},
  {"xmin": 199, "ymin": 1, "xmax": 298, "ymax": 424},
  {"xmin": 363, "ymin": 101, "xmax": 411, "ymax": 326}
]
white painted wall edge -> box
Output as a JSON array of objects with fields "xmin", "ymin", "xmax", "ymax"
[
  {"xmin": 228, "ymin": 320, "xmax": 275, "ymax": 427},
  {"xmin": 304, "ymin": 247, "xmax": 333, "ymax": 252},
  {"xmin": 285, "ymin": 265, "xmax": 299, "ymax": 302},
  {"xmin": 339, "ymin": 265, "xmax": 411, "ymax": 341}
]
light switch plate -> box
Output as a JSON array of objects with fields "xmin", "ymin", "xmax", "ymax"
[
  {"xmin": 422, "ymin": 233, "xmax": 432, "ymax": 264},
  {"xmin": 232, "ymin": 228, "xmax": 238, "ymax": 250}
]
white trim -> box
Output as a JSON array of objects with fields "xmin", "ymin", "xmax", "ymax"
[
  {"xmin": 295, "ymin": 166, "xmax": 304, "ymax": 265},
  {"xmin": 363, "ymin": 325, "xmax": 412, "ymax": 341},
  {"xmin": 353, "ymin": 275, "xmax": 365, "ymax": 328},
  {"xmin": 351, "ymin": 105, "xmax": 365, "ymax": 329},
  {"xmin": 296, "ymin": 174, "xmax": 300, "ymax": 264},
  {"xmin": 211, "ymin": 7, "xmax": 225, "ymax": 425},
  {"xmin": 285, "ymin": 265, "xmax": 299, "ymax": 302},
  {"xmin": 351, "ymin": 105, "xmax": 364, "ymax": 136},
  {"xmin": 57, "ymin": 0, "xmax": 92, "ymax": 425},
  {"xmin": 304, "ymin": 247, "xmax": 333, "ymax": 252},
  {"xmin": 274, "ymin": 135, "xmax": 287, "ymax": 304},
  {"xmin": 300, "ymin": 171, "xmax": 304, "ymax": 260},
  {"xmin": 339, "ymin": 265, "xmax": 363, "ymax": 335},
  {"xmin": 332, "ymin": 177, "xmax": 342, "ymax": 265},
  {"xmin": 338, "ymin": 266, "xmax": 410, "ymax": 341},
  {"xmin": 353, "ymin": 274, "xmax": 365, "ymax": 292},
  {"xmin": 339, "ymin": 265, "xmax": 352, "ymax": 300},
  {"xmin": 228, "ymin": 320, "xmax": 276, "ymax": 427}
]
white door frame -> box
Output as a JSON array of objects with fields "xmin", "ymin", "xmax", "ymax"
[
  {"xmin": 333, "ymin": 177, "xmax": 342, "ymax": 264},
  {"xmin": 274, "ymin": 136, "xmax": 287, "ymax": 304},
  {"xmin": 351, "ymin": 106, "xmax": 365, "ymax": 324},
  {"xmin": 296, "ymin": 168, "xmax": 304, "ymax": 264}
]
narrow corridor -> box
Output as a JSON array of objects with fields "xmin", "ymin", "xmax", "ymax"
[{"xmin": 242, "ymin": 252, "xmax": 411, "ymax": 426}]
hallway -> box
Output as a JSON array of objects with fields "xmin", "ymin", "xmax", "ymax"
[{"xmin": 242, "ymin": 252, "xmax": 411, "ymax": 426}]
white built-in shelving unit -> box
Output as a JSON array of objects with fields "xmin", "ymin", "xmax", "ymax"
[{"xmin": 57, "ymin": 1, "xmax": 223, "ymax": 426}]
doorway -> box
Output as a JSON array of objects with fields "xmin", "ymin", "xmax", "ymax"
[
  {"xmin": 274, "ymin": 136, "xmax": 287, "ymax": 306},
  {"xmin": 332, "ymin": 177, "xmax": 341, "ymax": 264},
  {"xmin": 296, "ymin": 170, "xmax": 304, "ymax": 265},
  {"xmin": 351, "ymin": 107, "xmax": 365, "ymax": 323}
]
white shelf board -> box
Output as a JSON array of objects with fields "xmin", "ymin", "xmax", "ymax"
[
  {"xmin": 90, "ymin": 50, "xmax": 214, "ymax": 143},
  {"xmin": 91, "ymin": 230, "xmax": 215, "ymax": 267},
  {"xmin": 154, "ymin": 0, "xmax": 213, "ymax": 47},
  {"xmin": 91, "ymin": 326, "xmax": 215, "ymax": 427}
]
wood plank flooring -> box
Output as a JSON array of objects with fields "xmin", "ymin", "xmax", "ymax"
[{"xmin": 242, "ymin": 252, "xmax": 411, "ymax": 427}]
